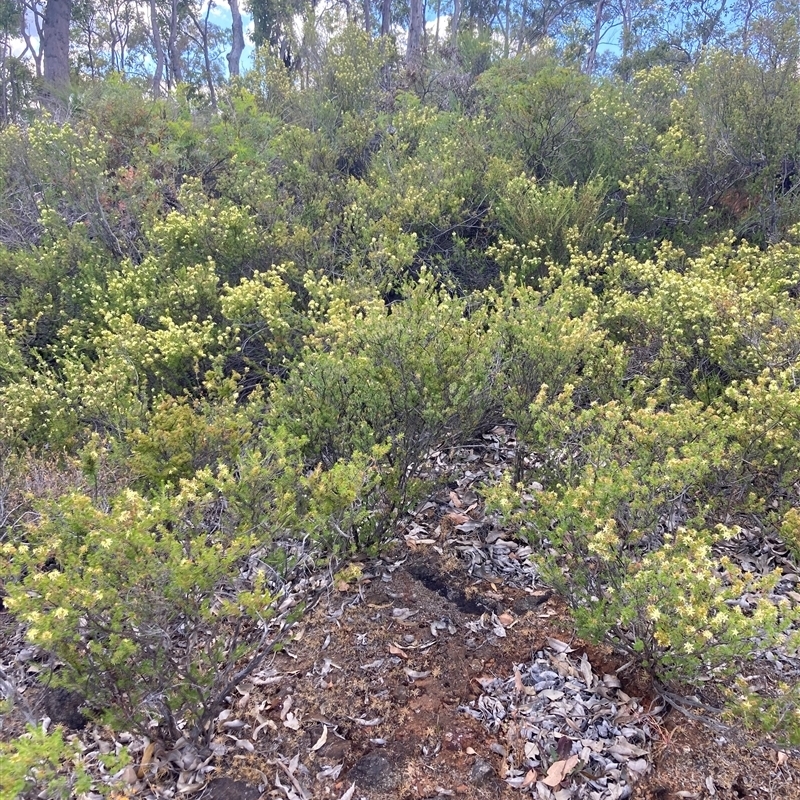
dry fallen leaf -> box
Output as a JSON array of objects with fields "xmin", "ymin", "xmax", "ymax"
[
  {"xmin": 311, "ymin": 725, "xmax": 328, "ymax": 752},
  {"xmin": 136, "ymin": 742, "xmax": 155, "ymax": 778},
  {"xmin": 522, "ymin": 769, "xmax": 537, "ymax": 787},
  {"xmin": 280, "ymin": 695, "xmax": 293, "ymax": 720},
  {"xmin": 388, "ymin": 643, "xmax": 409, "ymax": 659},
  {"xmin": 404, "ymin": 668, "xmax": 431, "ymax": 681},
  {"xmin": 542, "ymin": 755, "xmax": 579, "ymax": 787},
  {"xmin": 338, "ymin": 783, "xmax": 356, "ymax": 800},
  {"xmin": 177, "ymin": 781, "xmax": 205, "ymax": 794},
  {"xmin": 579, "ymin": 653, "xmax": 594, "ymax": 688},
  {"xmin": 603, "ymin": 673, "xmax": 622, "ymax": 689},
  {"xmin": 122, "ymin": 765, "xmax": 139, "ymax": 785},
  {"xmin": 283, "ymin": 712, "xmax": 301, "ymax": 730},
  {"xmin": 627, "ymin": 758, "xmax": 649, "ymax": 779},
  {"xmin": 514, "ymin": 666, "xmax": 524, "ymax": 696}
]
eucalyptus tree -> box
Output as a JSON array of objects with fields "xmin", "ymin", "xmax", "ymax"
[
  {"xmin": 227, "ymin": 0, "xmax": 245, "ymax": 75},
  {"xmin": 248, "ymin": 0, "xmax": 307, "ymax": 67},
  {"xmin": 42, "ymin": 0, "xmax": 72, "ymax": 87}
]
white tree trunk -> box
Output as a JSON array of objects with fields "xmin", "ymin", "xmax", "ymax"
[
  {"xmin": 149, "ymin": 0, "xmax": 164, "ymax": 97},
  {"xmin": 227, "ymin": 0, "xmax": 245, "ymax": 77}
]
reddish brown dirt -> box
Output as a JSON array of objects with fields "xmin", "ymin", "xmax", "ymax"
[
  {"xmin": 211, "ymin": 546, "xmax": 800, "ymax": 800},
  {"xmin": 3, "ymin": 545, "xmax": 800, "ymax": 799}
]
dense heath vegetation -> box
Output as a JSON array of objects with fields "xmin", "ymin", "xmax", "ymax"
[{"xmin": 3, "ymin": 1, "xmax": 800, "ymax": 794}]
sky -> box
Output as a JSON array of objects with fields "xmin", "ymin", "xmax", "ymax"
[
  {"xmin": 9, "ymin": 1, "xmax": 458, "ymax": 79},
  {"xmin": 10, "ymin": 1, "xmax": 258, "ymax": 73}
]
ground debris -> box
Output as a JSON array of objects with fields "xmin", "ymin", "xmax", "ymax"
[{"xmin": 462, "ymin": 646, "xmax": 659, "ymax": 799}]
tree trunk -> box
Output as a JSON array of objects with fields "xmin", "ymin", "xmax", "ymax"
[
  {"xmin": 620, "ymin": 0, "xmax": 633, "ymax": 61},
  {"xmin": 227, "ymin": 0, "xmax": 244, "ymax": 76},
  {"xmin": 380, "ymin": 0, "xmax": 391, "ymax": 35},
  {"xmin": 167, "ymin": 0, "xmax": 182, "ymax": 86},
  {"xmin": 150, "ymin": 0, "xmax": 164, "ymax": 97},
  {"xmin": 585, "ymin": 0, "xmax": 605, "ymax": 74},
  {"xmin": 503, "ymin": 0, "xmax": 511, "ymax": 57},
  {"xmin": 1, "ymin": 34, "xmax": 8, "ymax": 124},
  {"xmin": 450, "ymin": 0, "xmax": 461, "ymax": 45},
  {"xmin": 407, "ymin": 0, "xmax": 423, "ymax": 68},
  {"xmin": 42, "ymin": 0, "xmax": 72, "ymax": 88},
  {"xmin": 363, "ymin": 0, "xmax": 371, "ymax": 33}
]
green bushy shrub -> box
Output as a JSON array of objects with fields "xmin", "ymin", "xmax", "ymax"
[
  {"xmin": 1, "ymin": 482, "xmax": 274, "ymax": 743},
  {"xmin": 270, "ymin": 271, "xmax": 498, "ymax": 543},
  {"xmin": 0, "ymin": 724, "xmax": 94, "ymax": 800}
]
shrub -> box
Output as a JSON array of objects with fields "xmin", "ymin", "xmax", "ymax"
[
  {"xmin": 0, "ymin": 724, "xmax": 94, "ymax": 800},
  {"xmin": 269, "ymin": 271, "xmax": 498, "ymax": 543},
  {"xmin": 490, "ymin": 390, "xmax": 799, "ymax": 683},
  {"xmin": 494, "ymin": 271, "xmax": 626, "ymax": 479},
  {"xmin": 0, "ymin": 482, "xmax": 275, "ymax": 744}
]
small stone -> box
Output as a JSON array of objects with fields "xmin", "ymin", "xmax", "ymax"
[
  {"xmin": 348, "ymin": 751, "xmax": 402, "ymax": 792},
  {"xmin": 470, "ymin": 758, "xmax": 497, "ymax": 786},
  {"xmin": 42, "ymin": 687, "xmax": 88, "ymax": 730}
]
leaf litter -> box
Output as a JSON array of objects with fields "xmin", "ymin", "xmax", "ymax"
[
  {"xmin": 462, "ymin": 641, "xmax": 657, "ymax": 798},
  {"xmin": 3, "ymin": 426, "xmax": 800, "ymax": 798}
]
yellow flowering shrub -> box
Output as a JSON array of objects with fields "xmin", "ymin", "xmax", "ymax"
[{"xmin": 0, "ymin": 482, "xmax": 273, "ymax": 743}]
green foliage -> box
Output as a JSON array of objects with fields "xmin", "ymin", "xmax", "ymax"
[
  {"xmin": 269, "ymin": 271, "xmax": 498, "ymax": 543},
  {"xmin": 491, "ymin": 174, "xmax": 607, "ymax": 268},
  {"xmin": 0, "ymin": 483, "xmax": 272, "ymax": 742},
  {"xmin": 4, "ymin": 37, "xmax": 800, "ymax": 755},
  {"xmin": 476, "ymin": 59, "xmax": 594, "ymax": 182},
  {"xmin": 727, "ymin": 679, "xmax": 800, "ymax": 746},
  {"xmin": 0, "ymin": 724, "xmax": 94, "ymax": 800},
  {"xmin": 128, "ymin": 394, "xmax": 251, "ymax": 488},
  {"xmin": 491, "ymin": 385, "xmax": 799, "ymax": 682},
  {"xmin": 319, "ymin": 25, "xmax": 394, "ymax": 117},
  {"xmin": 489, "ymin": 235, "xmax": 800, "ymax": 724}
]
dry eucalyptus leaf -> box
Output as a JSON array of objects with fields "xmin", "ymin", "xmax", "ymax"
[
  {"xmin": 388, "ymin": 643, "xmax": 409, "ymax": 659},
  {"xmin": 283, "ymin": 712, "xmax": 301, "ymax": 730},
  {"xmin": 522, "ymin": 769, "xmax": 537, "ymax": 787},
  {"xmin": 122, "ymin": 765, "xmax": 139, "ymax": 785},
  {"xmin": 310, "ymin": 725, "xmax": 328, "ymax": 752},
  {"xmin": 627, "ymin": 758, "xmax": 649, "ymax": 779},
  {"xmin": 603, "ymin": 673, "xmax": 622, "ymax": 689},
  {"xmin": 136, "ymin": 742, "xmax": 155, "ymax": 778},
  {"xmin": 579, "ymin": 653, "xmax": 594, "ymax": 688},
  {"xmin": 338, "ymin": 782, "xmax": 356, "ymax": 800},
  {"xmin": 542, "ymin": 755, "xmax": 579, "ymax": 787},
  {"xmin": 280, "ymin": 695, "xmax": 293, "ymax": 720}
]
